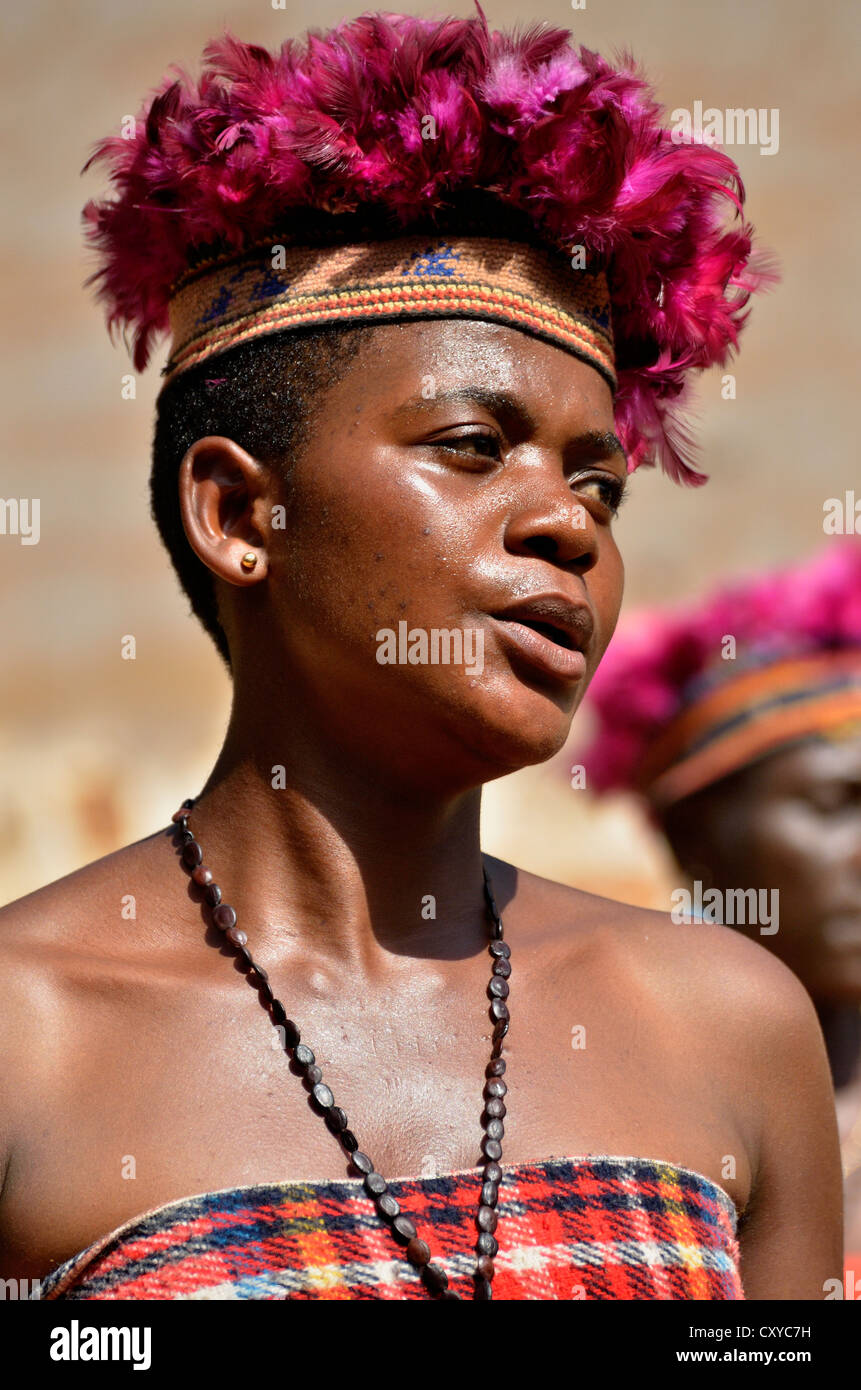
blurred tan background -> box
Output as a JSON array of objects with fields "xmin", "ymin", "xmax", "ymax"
[{"xmin": 1, "ymin": 0, "xmax": 858, "ymax": 909}]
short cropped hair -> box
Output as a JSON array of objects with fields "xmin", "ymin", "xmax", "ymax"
[{"xmin": 150, "ymin": 324, "xmax": 375, "ymax": 670}]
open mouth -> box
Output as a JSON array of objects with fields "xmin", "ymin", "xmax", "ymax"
[
  {"xmin": 492, "ymin": 615, "xmax": 577, "ymax": 651},
  {"xmin": 487, "ymin": 598, "xmax": 591, "ymax": 684},
  {"xmin": 511, "ymin": 618, "xmax": 576, "ymax": 650}
]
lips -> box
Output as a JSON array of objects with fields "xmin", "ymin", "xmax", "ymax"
[{"xmin": 489, "ymin": 595, "xmax": 593, "ymax": 684}]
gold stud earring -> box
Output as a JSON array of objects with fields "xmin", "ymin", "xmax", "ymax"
[{"xmin": 240, "ymin": 552, "xmax": 258, "ymax": 573}]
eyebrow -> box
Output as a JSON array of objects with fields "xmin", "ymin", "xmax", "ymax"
[{"xmin": 392, "ymin": 387, "xmax": 627, "ymax": 463}]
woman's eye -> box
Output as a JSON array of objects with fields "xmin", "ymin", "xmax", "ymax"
[
  {"xmin": 433, "ymin": 431, "xmax": 502, "ymax": 462},
  {"xmin": 572, "ymin": 474, "xmax": 628, "ymax": 514},
  {"xmin": 804, "ymin": 786, "xmax": 852, "ymax": 815}
]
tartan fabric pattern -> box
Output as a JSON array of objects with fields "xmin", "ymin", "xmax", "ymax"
[{"xmin": 40, "ymin": 1156, "xmax": 743, "ymax": 1301}]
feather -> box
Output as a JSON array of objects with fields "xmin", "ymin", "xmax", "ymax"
[{"xmin": 80, "ymin": 5, "xmax": 775, "ymax": 477}]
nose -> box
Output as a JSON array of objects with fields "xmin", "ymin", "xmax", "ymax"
[{"xmin": 502, "ymin": 483, "xmax": 600, "ymax": 572}]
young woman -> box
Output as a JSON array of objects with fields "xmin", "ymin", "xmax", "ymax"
[
  {"xmin": 580, "ymin": 541, "xmax": 861, "ymax": 1282},
  {"xmin": 0, "ymin": 11, "xmax": 841, "ymax": 1300}
]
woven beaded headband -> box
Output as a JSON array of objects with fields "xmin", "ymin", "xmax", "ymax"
[
  {"xmin": 638, "ymin": 651, "xmax": 861, "ymax": 809},
  {"xmin": 162, "ymin": 234, "xmax": 616, "ymax": 389}
]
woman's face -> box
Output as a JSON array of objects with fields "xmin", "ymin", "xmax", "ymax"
[{"xmin": 226, "ymin": 319, "xmax": 626, "ymax": 790}]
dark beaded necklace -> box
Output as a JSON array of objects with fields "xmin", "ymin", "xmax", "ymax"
[{"xmin": 171, "ymin": 796, "xmax": 511, "ymax": 1301}]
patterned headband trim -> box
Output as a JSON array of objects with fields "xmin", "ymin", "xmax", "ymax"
[
  {"xmin": 163, "ymin": 236, "xmax": 616, "ymax": 388},
  {"xmin": 639, "ymin": 651, "xmax": 861, "ymax": 808}
]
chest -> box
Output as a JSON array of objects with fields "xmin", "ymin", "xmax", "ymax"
[{"xmin": 6, "ymin": 948, "xmax": 751, "ymax": 1281}]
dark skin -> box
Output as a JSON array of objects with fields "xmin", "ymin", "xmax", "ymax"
[
  {"xmin": 0, "ymin": 321, "xmax": 843, "ymax": 1297},
  {"xmin": 664, "ymin": 732, "xmax": 861, "ymax": 1256}
]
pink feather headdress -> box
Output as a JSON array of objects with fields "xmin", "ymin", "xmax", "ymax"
[
  {"xmin": 80, "ymin": 6, "xmax": 775, "ymax": 483},
  {"xmin": 579, "ymin": 541, "xmax": 861, "ymax": 806}
]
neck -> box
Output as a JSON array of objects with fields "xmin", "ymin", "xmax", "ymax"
[{"xmin": 185, "ymin": 694, "xmax": 489, "ymax": 977}]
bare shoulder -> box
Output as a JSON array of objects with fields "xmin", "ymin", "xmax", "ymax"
[
  {"xmin": 0, "ymin": 827, "xmax": 172, "ymax": 1055},
  {"xmin": 0, "ymin": 831, "xmax": 173, "ymax": 1180},
  {"xmin": 489, "ymin": 855, "xmax": 834, "ymax": 1137},
  {"xmin": 0, "ymin": 832, "xmax": 171, "ymax": 1069},
  {"xmin": 0, "ymin": 827, "xmax": 169, "ymax": 949},
  {"xmin": 493, "ymin": 855, "xmax": 823, "ymax": 1034}
]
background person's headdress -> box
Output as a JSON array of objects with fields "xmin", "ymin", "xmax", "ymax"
[
  {"xmin": 80, "ymin": 6, "xmax": 774, "ymax": 483},
  {"xmin": 579, "ymin": 541, "xmax": 861, "ymax": 810}
]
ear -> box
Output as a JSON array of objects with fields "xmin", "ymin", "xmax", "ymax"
[{"xmin": 178, "ymin": 436, "xmax": 273, "ymax": 585}]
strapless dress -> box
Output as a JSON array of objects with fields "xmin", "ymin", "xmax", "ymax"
[{"xmin": 39, "ymin": 1154, "xmax": 743, "ymax": 1300}]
